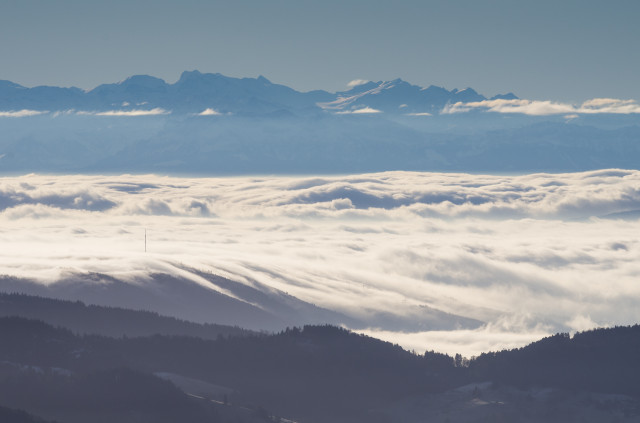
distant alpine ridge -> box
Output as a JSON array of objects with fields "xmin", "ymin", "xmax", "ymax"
[
  {"xmin": 0, "ymin": 70, "xmax": 517, "ymax": 115},
  {"xmin": 1, "ymin": 70, "xmax": 640, "ymax": 174}
]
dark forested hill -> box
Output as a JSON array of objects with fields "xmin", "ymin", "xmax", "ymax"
[
  {"xmin": 0, "ymin": 366, "xmax": 219, "ymax": 423},
  {"xmin": 469, "ymin": 325, "xmax": 640, "ymax": 396},
  {"xmin": 0, "ymin": 292, "xmax": 254, "ymax": 339},
  {"xmin": 0, "ymin": 317, "xmax": 458, "ymax": 423},
  {"xmin": 0, "ymin": 315, "xmax": 639, "ymax": 422}
]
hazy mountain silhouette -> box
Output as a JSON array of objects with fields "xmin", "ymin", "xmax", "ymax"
[
  {"xmin": 1, "ymin": 111, "xmax": 639, "ymax": 174},
  {"xmin": 0, "ymin": 71, "xmax": 509, "ymax": 116}
]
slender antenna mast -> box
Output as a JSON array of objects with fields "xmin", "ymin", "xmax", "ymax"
[{"xmin": 145, "ymin": 228, "xmax": 147, "ymax": 253}]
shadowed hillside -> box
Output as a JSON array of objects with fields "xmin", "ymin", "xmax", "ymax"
[
  {"xmin": 0, "ymin": 292, "xmax": 254, "ymax": 339},
  {"xmin": 0, "ymin": 313, "xmax": 639, "ymax": 422},
  {"xmin": 469, "ymin": 325, "xmax": 640, "ymax": 396}
]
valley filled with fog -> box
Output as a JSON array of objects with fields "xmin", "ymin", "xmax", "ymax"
[{"xmin": 2, "ymin": 170, "xmax": 639, "ymax": 356}]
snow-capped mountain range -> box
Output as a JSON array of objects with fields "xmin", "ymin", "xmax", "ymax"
[{"xmin": 0, "ymin": 70, "xmax": 516, "ymax": 115}]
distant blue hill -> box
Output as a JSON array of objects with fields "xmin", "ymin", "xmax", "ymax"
[{"xmin": 0, "ymin": 112, "xmax": 639, "ymax": 174}]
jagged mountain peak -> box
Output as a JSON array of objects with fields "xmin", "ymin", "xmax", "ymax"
[
  {"xmin": 176, "ymin": 69, "xmax": 221, "ymax": 84},
  {"xmin": 256, "ymin": 75, "xmax": 272, "ymax": 84}
]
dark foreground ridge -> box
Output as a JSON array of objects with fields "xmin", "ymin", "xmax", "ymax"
[{"xmin": 0, "ymin": 296, "xmax": 639, "ymax": 423}]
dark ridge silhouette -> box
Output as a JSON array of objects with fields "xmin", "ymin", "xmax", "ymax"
[
  {"xmin": 0, "ymin": 317, "xmax": 459, "ymax": 422},
  {"xmin": 0, "ymin": 292, "xmax": 255, "ymax": 339},
  {"xmin": 469, "ymin": 325, "xmax": 640, "ymax": 396},
  {"xmin": 1, "ymin": 316, "xmax": 640, "ymax": 422}
]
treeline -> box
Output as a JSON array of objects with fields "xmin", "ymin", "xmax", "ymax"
[
  {"xmin": 0, "ymin": 292, "xmax": 254, "ymax": 339},
  {"xmin": 469, "ymin": 325, "xmax": 640, "ymax": 395}
]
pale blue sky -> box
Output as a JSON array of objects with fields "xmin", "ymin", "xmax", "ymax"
[{"xmin": 1, "ymin": 0, "xmax": 638, "ymax": 101}]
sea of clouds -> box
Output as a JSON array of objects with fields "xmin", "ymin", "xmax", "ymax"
[{"xmin": 1, "ymin": 170, "xmax": 639, "ymax": 356}]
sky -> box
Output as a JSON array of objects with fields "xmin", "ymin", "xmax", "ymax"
[{"xmin": 1, "ymin": 0, "xmax": 639, "ymax": 102}]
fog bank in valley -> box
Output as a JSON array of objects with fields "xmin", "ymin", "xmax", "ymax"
[{"xmin": 1, "ymin": 170, "xmax": 639, "ymax": 356}]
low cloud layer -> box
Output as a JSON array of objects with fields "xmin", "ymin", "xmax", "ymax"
[
  {"xmin": 1, "ymin": 171, "xmax": 639, "ymax": 355},
  {"xmin": 197, "ymin": 108, "xmax": 222, "ymax": 116},
  {"xmin": 3, "ymin": 96, "xmax": 639, "ymax": 118},
  {"xmin": 0, "ymin": 109, "xmax": 171, "ymax": 118},
  {"xmin": 347, "ymin": 79, "xmax": 370, "ymax": 88},
  {"xmin": 0, "ymin": 109, "xmax": 48, "ymax": 118},
  {"xmin": 336, "ymin": 107, "xmax": 382, "ymax": 114},
  {"xmin": 444, "ymin": 98, "xmax": 640, "ymax": 116},
  {"xmin": 79, "ymin": 108, "xmax": 170, "ymax": 116}
]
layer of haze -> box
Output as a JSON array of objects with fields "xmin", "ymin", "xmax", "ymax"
[
  {"xmin": 1, "ymin": 171, "xmax": 639, "ymax": 356},
  {"xmin": 1, "ymin": 0, "xmax": 639, "ymax": 102}
]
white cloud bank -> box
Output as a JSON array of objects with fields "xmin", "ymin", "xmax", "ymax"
[
  {"xmin": 347, "ymin": 79, "xmax": 370, "ymax": 88},
  {"xmin": 1, "ymin": 170, "xmax": 640, "ymax": 356},
  {"xmin": 0, "ymin": 110, "xmax": 48, "ymax": 118},
  {"xmin": 336, "ymin": 107, "xmax": 382, "ymax": 114},
  {"xmin": 0, "ymin": 108, "xmax": 172, "ymax": 117},
  {"xmin": 77, "ymin": 108, "xmax": 170, "ymax": 116},
  {"xmin": 197, "ymin": 108, "xmax": 222, "ymax": 116},
  {"xmin": 443, "ymin": 98, "xmax": 640, "ymax": 116}
]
